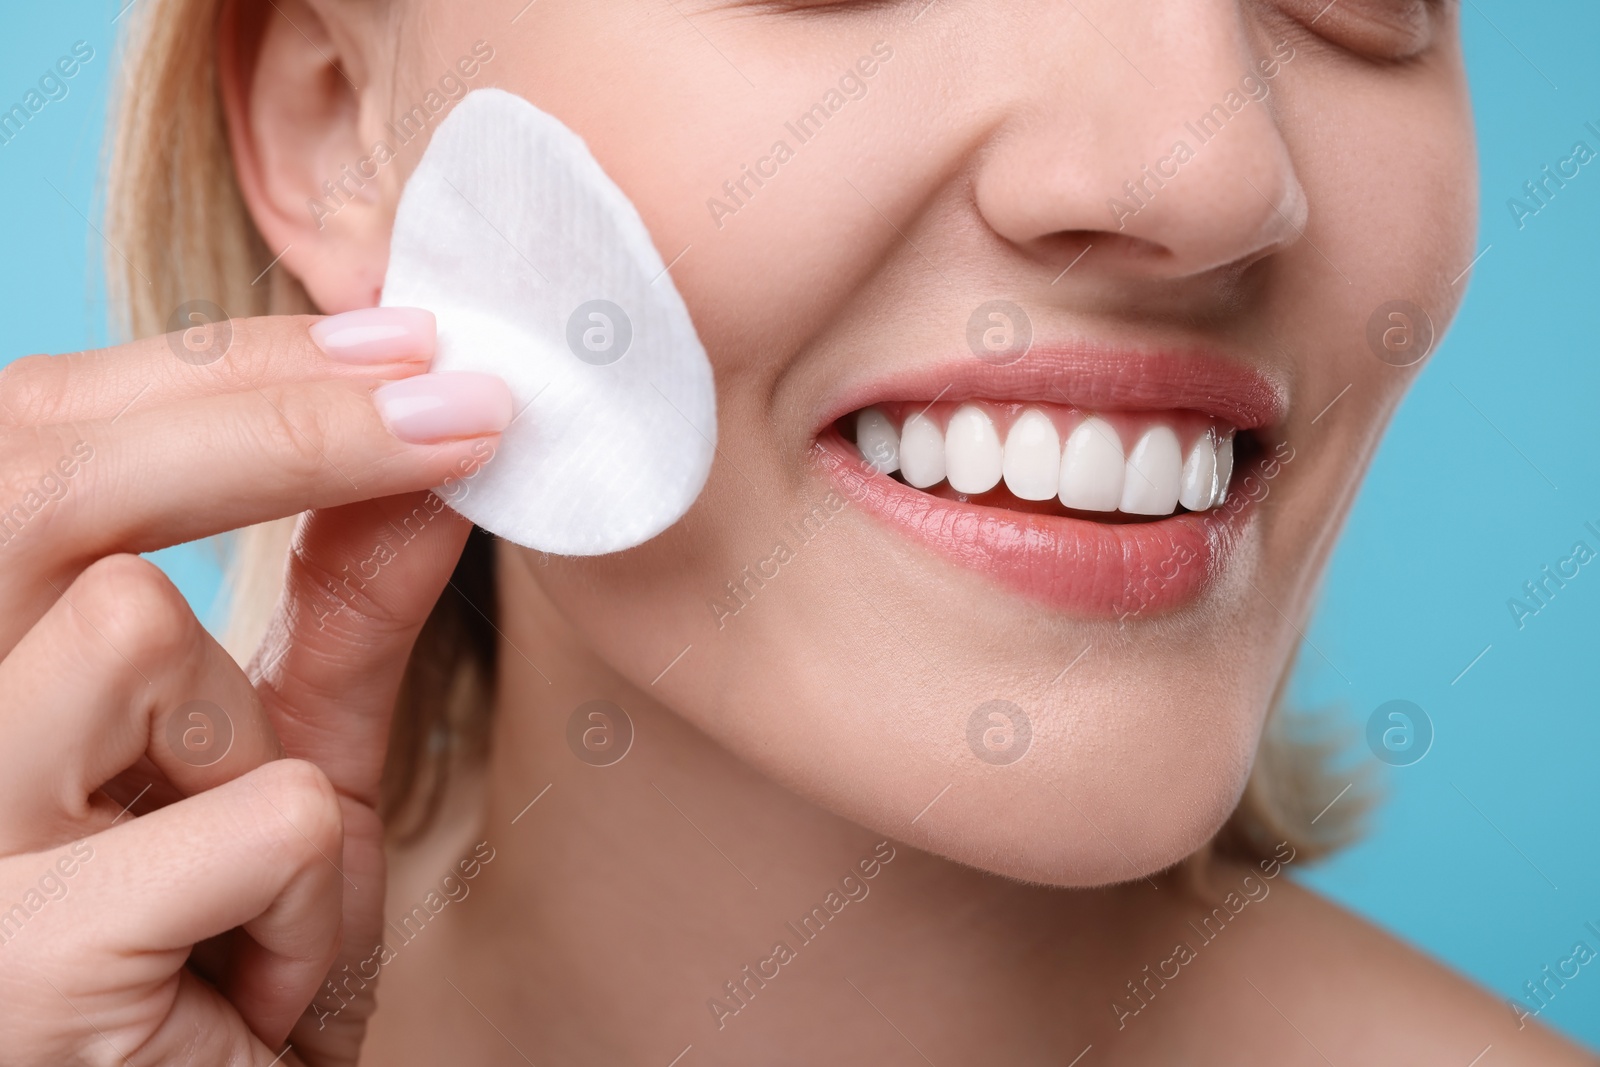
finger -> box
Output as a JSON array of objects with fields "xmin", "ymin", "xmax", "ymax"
[
  {"xmin": 24, "ymin": 759, "xmax": 346, "ymax": 1053},
  {"xmin": 10, "ymin": 944, "xmax": 307, "ymax": 1067},
  {"xmin": 0, "ymin": 555, "xmax": 282, "ymax": 853},
  {"xmin": 152, "ymin": 970, "xmax": 318, "ymax": 1067},
  {"xmin": 252, "ymin": 491, "xmax": 476, "ymax": 807},
  {"xmin": 0, "ymin": 372, "xmax": 510, "ymax": 650},
  {"xmin": 0, "ymin": 310, "xmax": 436, "ymax": 430}
]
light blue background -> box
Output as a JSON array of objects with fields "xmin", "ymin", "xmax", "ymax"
[{"xmin": 2, "ymin": 0, "xmax": 1595, "ymax": 1050}]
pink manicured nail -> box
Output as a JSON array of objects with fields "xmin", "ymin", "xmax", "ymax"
[
  {"xmin": 373, "ymin": 372, "xmax": 514, "ymax": 443},
  {"xmin": 311, "ymin": 307, "xmax": 436, "ymax": 363}
]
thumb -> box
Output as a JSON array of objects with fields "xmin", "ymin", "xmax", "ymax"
[
  {"xmin": 246, "ymin": 488, "xmax": 490, "ymax": 1066},
  {"xmin": 249, "ymin": 489, "xmax": 477, "ymax": 808}
]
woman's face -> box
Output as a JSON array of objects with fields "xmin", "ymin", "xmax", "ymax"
[{"xmin": 377, "ymin": 0, "xmax": 1474, "ymax": 883}]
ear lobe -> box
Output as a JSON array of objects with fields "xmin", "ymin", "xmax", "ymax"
[{"xmin": 218, "ymin": 0, "xmax": 391, "ymax": 313}]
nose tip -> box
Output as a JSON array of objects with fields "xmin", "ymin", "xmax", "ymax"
[
  {"xmin": 1109, "ymin": 126, "xmax": 1310, "ymax": 277},
  {"xmin": 970, "ymin": 18, "xmax": 1312, "ymax": 284}
]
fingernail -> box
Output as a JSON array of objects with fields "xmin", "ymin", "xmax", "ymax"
[
  {"xmin": 374, "ymin": 372, "xmax": 514, "ymax": 443},
  {"xmin": 311, "ymin": 307, "xmax": 436, "ymax": 363}
]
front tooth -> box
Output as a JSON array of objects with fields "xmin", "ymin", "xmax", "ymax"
[
  {"xmin": 1002, "ymin": 408, "xmax": 1061, "ymax": 501},
  {"xmin": 944, "ymin": 404, "xmax": 1003, "ymax": 494},
  {"xmin": 1120, "ymin": 425, "xmax": 1183, "ymax": 515},
  {"xmin": 899, "ymin": 411, "xmax": 947, "ymax": 489},
  {"xmin": 855, "ymin": 407, "xmax": 900, "ymax": 474},
  {"xmin": 1178, "ymin": 432, "xmax": 1218, "ymax": 511},
  {"xmin": 1059, "ymin": 417, "xmax": 1125, "ymax": 511},
  {"xmin": 1213, "ymin": 434, "xmax": 1235, "ymax": 506}
]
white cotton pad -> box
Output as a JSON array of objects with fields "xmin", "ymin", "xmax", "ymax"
[{"xmin": 381, "ymin": 88, "xmax": 716, "ymax": 556}]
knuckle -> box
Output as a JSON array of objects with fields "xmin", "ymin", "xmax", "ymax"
[
  {"xmin": 0, "ymin": 354, "xmax": 68, "ymax": 428},
  {"xmin": 251, "ymin": 758, "xmax": 344, "ymax": 859},
  {"xmin": 67, "ymin": 554, "xmax": 197, "ymax": 666},
  {"xmin": 247, "ymin": 383, "xmax": 341, "ymax": 484},
  {"xmin": 286, "ymin": 540, "xmax": 409, "ymax": 637},
  {"xmin": 211, "ymin": 315, "xmax": 319, "ymax": 390}
]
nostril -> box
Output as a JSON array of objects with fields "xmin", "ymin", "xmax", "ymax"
[{"xmin": 1025, "ymin": 231, "xmax": 1170, "ymax": 275}]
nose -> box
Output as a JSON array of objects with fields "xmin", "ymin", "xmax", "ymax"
[{"xmin": 971, "ymin": 3, "xmax": 1308, "ymax": 280}]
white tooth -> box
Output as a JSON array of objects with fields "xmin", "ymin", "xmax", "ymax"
[
  {"xmin": 1178, "ymin": 432, "xmax": 1218, "ymax": 512},
  {"xmin": 855, "ymin": 407, "xmax": 900, "ymax": 474},
  {"xmin": 1002, "ymin": 408, "xmax": 1061, "ymax": 501},
  {"xmin": 899, "ymin": 411, "xmax": 947, "ymax": 489},
  {"xmin": 1120, "ymin": 424, "xmax": 1183, "ymax": 515},
  {"xmin": 944, "ymin": 404, "xmax": 1003, "ymax": 494},
  {"xmin": 1213, "ymin": 434, "xmax": 1235, "ymax": 506},
  {"xmin": 1059, "ymin": 417, "xmax": 1125, "ymax": 511}
]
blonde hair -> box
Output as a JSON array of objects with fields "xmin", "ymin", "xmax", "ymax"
[{"xmin": 104, "ymin": 0, "xmax": 1366, "ymax": 861}]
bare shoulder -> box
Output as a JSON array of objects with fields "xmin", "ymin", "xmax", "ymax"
[{"xmin": 1157, "ymin": 862, "xmax": 1598, "ymax": 1065}]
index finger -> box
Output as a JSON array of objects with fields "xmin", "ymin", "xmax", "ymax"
[
  {"xmin": 0, "ymin": 370, "xmax": 512, "ymax": 652},
  {"xmin": 0, "ymin": 310, "xmax": 438, "ymax": 430}
]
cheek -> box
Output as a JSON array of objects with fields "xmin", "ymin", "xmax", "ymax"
[
  {"xmin": 1350, "ymin": 84, "xmax": 1477, "ymax": 330},
  {"xmin": 488, "ymin": 18, "xmax": 921, "ymax": 392},
  {"xmin": 1251, "ymin": 45, "xmax": 1476, "ymax": 601},
  {"xmin": 1287, "ymin": 46, "xmax": 1478, "ymax": 394}
]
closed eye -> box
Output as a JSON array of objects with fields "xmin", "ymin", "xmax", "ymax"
[{"xmin": 1260, "ymin": 0, "xmax": 1451, "ymax": 61}]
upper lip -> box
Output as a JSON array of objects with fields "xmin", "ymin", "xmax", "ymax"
[{"xmin": 816, "ymin": 340, "xmax": 1288, "ymax": 434}]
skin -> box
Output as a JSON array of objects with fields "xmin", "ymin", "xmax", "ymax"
[{"xmin": 0, "ymin": 0, "xmax": 1590, "ymax": 1064}]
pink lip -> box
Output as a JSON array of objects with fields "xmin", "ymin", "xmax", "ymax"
[
  {"xmin": 815, "ymin": 344, "xmax": 1287, "ymax": 435},
  {"xmin": 811, "ymin": 344, "xmax": 1280, "ymax": 619}
]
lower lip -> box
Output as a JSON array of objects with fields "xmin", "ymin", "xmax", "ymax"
[{"xmin": 813, "ymin": 429, "xmax": 1256, "ymax": 619}]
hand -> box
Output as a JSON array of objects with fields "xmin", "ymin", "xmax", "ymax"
[{"xmin": 0, "ymin": 310, "xmax": 511, "ymax": 1066}]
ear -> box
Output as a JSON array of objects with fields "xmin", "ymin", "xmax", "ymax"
[{"xmin": 218, "ymin": 0, "xmax": 394, "ymax": 313}]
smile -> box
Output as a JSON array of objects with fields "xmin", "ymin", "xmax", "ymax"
[
  {"xmin": 844, "ymin": 402, "xmax": 1235, "ymax": 517},
  {"xmin": 813, "ymin": 346, "xmax": 1286, "ymax": 619}
]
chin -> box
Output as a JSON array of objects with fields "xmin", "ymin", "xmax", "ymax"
[{"xmin": 883, "ymin": 687, "xmax": 1264, "ymax": 888}]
